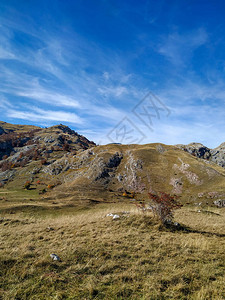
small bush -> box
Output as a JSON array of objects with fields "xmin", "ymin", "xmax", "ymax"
[
  {"xmin": 62, "ymin": 143, "xmax": 70, "ymax": 152},
  {"xmin": 24, "ymin": 181, "xmax": 31, "ymax": 190},
  {"xmin": 47, "ymin": 184, "xmax": 54, "ymax": 189},
  {"xmin": 40, "ymin": 159, "xmax": 47, "ymax": 165},
  {"xmin": 148, "ymin": 192, "xmax": 182, "ymax": 224},
  {"xmin": 40, "ymin": 188, "xmax": 46, "ymax": 194}
]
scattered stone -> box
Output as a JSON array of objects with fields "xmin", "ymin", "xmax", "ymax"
[
  {"xmin": 106, "ymin": 213, "xmax": 114, "ymax": 217},
  {"xmin": 50, "ymin": 254, "xmax": 61, "ymax": 261},
  {"xmin": 106, "ymin": 213, "xmax": 120, "ymax": 219},
  {"xmin": 174, "ymin": 222, "xmax": 180, "ymax": 227},
  {"xmin": 156, "ymin": 144, "xmax": 166, "ymax": 154},
  {"xmin": 46, "ymin": 226, "xmax": 54, "ymax": 231},
  {"xmin": 213, "ymin": 199, "xmax": 225, "ymax": 207},
  {"xmin": 113, "ymin": 214, "xmax": 120, "ymax": 220}
]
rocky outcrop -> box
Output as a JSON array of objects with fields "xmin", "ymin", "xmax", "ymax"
[
  {"xmin": 214, "ymin": 199, "xmax": 225, "ymax": 207},
  {"xmin": 176, "ymin": 142, "xmax": 225, "ymax": 168},
  {"xmin": 0, "ymin": 127, "xmax": 5, "ymax": 135},
  {"xmin": 95, "ymin": 153, "xmax": 123, "ymax": 181},
  {"xmin": 210, "ymin": 143, "xmax": 225, "ymax": 167},
  {"xmin": 176, "ymin": 143, "xmax": 211, "ymax": 159}
]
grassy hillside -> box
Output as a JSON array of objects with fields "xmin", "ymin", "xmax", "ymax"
[
  {"xmin": 0, "ymin": 121, "xmax": 40, "ymax": 134},
  {"xmin": 45, "ymin": 143, "xmax": 225, "ymax": 206},
  {"xmin": 0, "ymin": 200, "xmax": 224, "ymax": 299},
  {"xmin": 1, "ymin": 142, "xmax": 225, "ymax": 208}
]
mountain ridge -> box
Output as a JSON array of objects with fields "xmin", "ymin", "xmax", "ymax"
[{"xmin": 0, "ymin": 121, "xmax": 225, "ymax": 206}]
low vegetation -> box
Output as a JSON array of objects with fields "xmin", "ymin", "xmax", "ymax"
[
  {"xmin": 148, "ymin": 192, "xmax": 183, "ymax": 224},
  {"xmin": 0, "ymin": 195, "xmax": 224, "ymax": 299}
]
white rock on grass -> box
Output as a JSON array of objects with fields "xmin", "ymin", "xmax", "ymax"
[
  {"xmin": 50, "ymin": 254, "xmax": 61, "ymax": 261},
  {"xmin": 112, "ymin": 214, "xmax": 120, "ymax": 220},
  {"xmin": 106, "ymin": 213, "xmax": 120, "ymax": 219}
]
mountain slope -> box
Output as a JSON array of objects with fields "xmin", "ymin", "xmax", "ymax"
[
  {"xmin": 0, "ymin": 122, "xmax": 225, "ymax": 206},
  {"xmin": 49, "ymin": 142, "xmax": 225, "ymax": 205}
]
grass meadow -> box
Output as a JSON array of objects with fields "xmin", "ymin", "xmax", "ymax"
[{"xmin": 0, "ymin": 191, "xmax": 224, "ymax": 299}]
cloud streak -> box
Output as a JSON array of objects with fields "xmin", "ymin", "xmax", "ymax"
[
  {"xmin": 7, "ymin": 107, "xmax": 83, "ymax": 125},
  {"xmin": 158, "ymin": 28, "xmax": 208, "ymax": 66}
]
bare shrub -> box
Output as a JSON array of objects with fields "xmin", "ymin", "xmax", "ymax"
[{"xmin": 148, "ymin": 192, "xmax": 182, "ymax": 224}]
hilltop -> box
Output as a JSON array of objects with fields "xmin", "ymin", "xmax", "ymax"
[{"xmin": 0, "ymin": 122, "xmax": 225, "ymax": 207}]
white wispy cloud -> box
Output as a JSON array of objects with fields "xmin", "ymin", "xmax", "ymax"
[
  {"xmin": 98, "ymin": 86, "xmax": 129, "ymax": 98},
  {"xmin": 0, "ymin": 46, "xmax": 15, "ymax": 59},
  {"xmin": 0, "ymin": 25, "xmax": 16, "ymax": 60},
  {"xmin": 7, "ymin": 107, "xmax": 83, "ymax": 124},
  {"xmin": 158, "ymin": 28, "xmax": 208, "ymax": 66},
  {"xmin": 17, "ymin": 87, "xmax": 81, "ymax": 108},
  {"xmin": 0, "ymin": 97, "xmax": 14, "ymax": 109}
]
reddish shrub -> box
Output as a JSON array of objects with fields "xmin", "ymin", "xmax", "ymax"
[
  {"xmin": 148, "ymin": 192, "xmax": 182, "ymax": 224},
  {"xmin": 62, "ymin": 143, "xmax": 70, "ymax": 151},
  {"xmin": 19, "ymin": 152, "xmax": 24, "ymax": 159},
  {"xmin": 47, "ymin": 184, "xmax": 54, "ymax": 189},
  {"xmin": 40, "ymin": 159, "xmax": 47, "ymax": 165},
  {"xmin": 0, "ymin": 161, "xmax": 12, "ymax": 172},
  {"xmin": 24, "ymin": 181, "xmax": 31, "ymax": 190}
]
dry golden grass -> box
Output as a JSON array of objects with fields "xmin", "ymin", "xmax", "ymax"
[
  {"xmin": 0, "ymin": 201, "xmax": 224, "ymax": 299},
  {"xmin": 0, "ymin": 121, "xmax": 39, "ymax": 133}
]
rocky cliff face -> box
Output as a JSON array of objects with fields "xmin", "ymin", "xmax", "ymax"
[
  {"xmin": 0, "ymin": 127, "xmax": 5, "ymax": 135},
  {"xmin": 0, "ymin": 122, "xmax": 95, "ymax": 183},
  {"xmin": 176, "ymin": 142, "xmax": 225, "ymax": 167}
]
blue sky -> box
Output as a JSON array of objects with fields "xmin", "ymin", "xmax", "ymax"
[{"xmin": 0, "ymin": 0, "xmax": 225, "ymax": 147}]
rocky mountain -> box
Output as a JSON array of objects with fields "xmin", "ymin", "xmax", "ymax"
[
  {"xmin": 1, "ymin": 122, "xmax": 225, "ymax": 206},
  {"xmin": 176, "ymin": 142, "xmax": 225, "ymax": 167},
  {"xmin": 0, "ymin": 122, "xmax": 95, "ymax": 159},
  {"xmin": 0, "ymin": 122, "xmax": 95, "ymax": 183}
]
